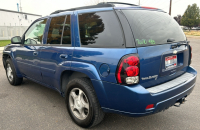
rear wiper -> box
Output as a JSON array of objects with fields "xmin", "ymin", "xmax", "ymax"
[
  {"xmin": 167, "ymin": 38, "xmax": 175, "ymax": 42},
  {"xmin": 171, "ymin": 41, "xmax": 189, "ymax": 49}
]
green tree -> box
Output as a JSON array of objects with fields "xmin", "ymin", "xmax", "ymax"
[{"xmin": 181, "ymin": 3, "xmax": 200, "ymax": 31}]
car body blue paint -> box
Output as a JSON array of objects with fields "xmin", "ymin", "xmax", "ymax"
[
  {"xmin": 101, "ymin": 66, "xmax": 196, "ymax": 116},
  {"xmin": 137, "ymin": 43, "xmax": 190, "ymax": 88},
  {"xmin": 2, "ymin": 6, "xmax": 197, "ymax": 117},
  {"xmin": 4, "ymin": 46, "xmax": 23, "ymax": 78}
]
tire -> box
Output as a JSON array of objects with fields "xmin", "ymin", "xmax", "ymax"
[
  {"xmin": 65, "ymin": 78, "xmax": 105, "ymax": 128},
  {"xmin": 5, "ymin": 58, "xmax": 23, "ymax": 86}
]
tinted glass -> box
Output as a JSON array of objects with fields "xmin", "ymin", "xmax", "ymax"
[
  {"xmin": 78, "ymin": 11, "xmax": 124, "ymax": 47},
  {"xmin": 24, "ymin": 19, "xmax": 47, "ymax": 44},
  {"xmin": 47, "ymin": 16, "xmax": 65, "ymax": 44},
  {"xmin": 122, "ymin": 10, "xmax": 186, "ymax": 47},
  {"xmin": 62, "ymin": 16, "xmax": 71, "ymax": 44}
]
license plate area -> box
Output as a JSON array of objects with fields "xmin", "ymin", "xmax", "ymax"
[{"xmin": 165, "ymin": 55, "xmax": 177, "ymax": 70}]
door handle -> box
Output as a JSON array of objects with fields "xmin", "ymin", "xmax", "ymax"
[
  {"xmin": 33, "ymin": 51, "xmax": 38, "ymax": 56},
  {"xmin": 60, "ymin": 54, "xmax": 68, "ymax": 59}
]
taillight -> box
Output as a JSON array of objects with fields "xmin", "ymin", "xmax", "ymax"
[
  {"xmin": 146, "ymin": 104, "xmax": 154, "ymax": 110},
  {"xmin": 190, "ymin": 46, "xmax": 192, "ymax": 59},
  {"xmin": 116, "ymin": 54, "xmax": 140, "ymax": 85},
  {"xmin": 189, "ymin": 45, "xmax": 192, "ymax": 65}
]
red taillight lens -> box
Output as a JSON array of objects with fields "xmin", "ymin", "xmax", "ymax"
[
  {"xmin": 124, "ymin": 56, "xmax": 139, "ymax": 66},
  {"xmin": 117, "ymin": 62, "xmax": 124, "ymax": 83},
  {"xmin": 146, "ymin": 104, "xmax": 154, "ymax": 110},
  {"xmin": 116, "ymin": 54, "xmax": 140, "ymax": 85},
  {"xmin": 125, "ymin": 66, "xmax": 139, "ymax": 76}
]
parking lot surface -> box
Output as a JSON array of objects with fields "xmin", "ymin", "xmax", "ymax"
[{"xmin": 0, "ymin": 36, "xmax": 200, "ymax": 130}]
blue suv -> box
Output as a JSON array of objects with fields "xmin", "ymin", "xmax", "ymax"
[{"xmin": 2, "ymin": 2, "xmax": 197, "ymax": 128}]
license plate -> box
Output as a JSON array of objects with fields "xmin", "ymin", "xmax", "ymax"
[{"xmin": 165, "ymin": 55, "xmax": 177, "ymax": 69}]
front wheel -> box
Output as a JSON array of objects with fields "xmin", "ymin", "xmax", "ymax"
[
  {"xmin": 65, "ymin": 78, "xmax": 105, "ymax": 128},
  {"xmin": 6, "ymin": 59, "xmax": 23, "ymax": 86}
]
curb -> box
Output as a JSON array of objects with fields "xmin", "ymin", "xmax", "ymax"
[
  {"xmin": 0, "ymin": 47, "xmax": 4, "ymax": 53},
  {"xmin": 186, "ymin": 35, "xmax": 200, "ymax": 38}
]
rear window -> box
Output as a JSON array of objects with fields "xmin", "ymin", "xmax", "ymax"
[
  {"xmin": 78, "ymin": 11, "xmax": 124, "ymax": 48},
  {"xmin": 122, "ymin": 10, "xmax": 186, "ymax": 47}
]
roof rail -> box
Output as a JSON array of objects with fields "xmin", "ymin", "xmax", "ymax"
[
  {"xmin": 50, "ymin": 3, "xmax": 112, "ymax": 15},
  {"xmin": 98, "ymin": 2, "xmax": 138, "ymax": 6},
  {"xmin": 50, "ymin": 2, "xmax": 138, "ymax": 15}
]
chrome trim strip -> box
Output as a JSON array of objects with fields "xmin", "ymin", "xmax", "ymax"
[
  {"xmin": 156, "ymin": 83, "xmax": 195, "ymax": 105},
  {"xmin": 147, "ymin": 72, "xmax": 195, "ymax": 94}
]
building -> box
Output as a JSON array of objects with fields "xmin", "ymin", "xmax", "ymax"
[{"xmin": 0, "ymin": 9, "xmax": 42, "ymax": 40}]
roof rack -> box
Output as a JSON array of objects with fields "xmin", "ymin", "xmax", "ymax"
[
  {"xmin": 98, "ymin": 2, "xmax": 138, "ymax": 6},
  {"xmin": 50, "ymin": 2, "xmax": 138, "ymax": 15},
  {"xmin": 51, "ymin": 3, "xmax": 112, "ymax": 15}
]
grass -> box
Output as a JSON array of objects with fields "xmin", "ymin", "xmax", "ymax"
[
  {"xmin": 0, "ymin": 40, "xmax": 11, "ymax": 47},
  {"xmin": 184, "ymin": 30, "xmax": 200, "ymax": 36}
]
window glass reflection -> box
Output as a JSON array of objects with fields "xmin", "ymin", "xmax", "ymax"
[
  {"xmin": 25, "ymin": 19, "xmax": 47, "ymax": 44},
  {"xmin": 78, "ymin": 11, "xmax": 124, "ymax": 47},
  {"xmin": 47, "ymin": 16, "xmax": 65, "ymax": 44}
]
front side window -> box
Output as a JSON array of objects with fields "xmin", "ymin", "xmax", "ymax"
[
  {"xmin": 78, "ymin": 11, "xmax": 124, "ymax": 48},
  {"xmin": 24, "ymin": 19, "xmax": 47, "ymax": 45}
]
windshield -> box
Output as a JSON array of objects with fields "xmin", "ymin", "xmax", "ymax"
[{"xmin": 122, "ymin": 10, "xmax": 186, "ymax": 47}]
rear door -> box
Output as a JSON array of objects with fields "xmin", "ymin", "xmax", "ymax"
[{"xmin": 122, "ymin": 10, "xmax": 190, "ymax": 88}]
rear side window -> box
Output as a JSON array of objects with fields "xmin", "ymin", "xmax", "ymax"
[
  {"xmin": 47, "ymin": 16, "xmax": 71, "ymax": 45},
  {"xmin": 122, "ymin": 10, "xmax": 186, "ymax": 47},
  {"xmin": 62, "ymin": 16, "xmax": 71, "ymax": 45},
  {"xmin": 78, "ymin": 11, "xmax": 124, "ymax": 48}
]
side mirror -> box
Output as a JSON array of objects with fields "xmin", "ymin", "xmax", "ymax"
[{"xmin": 11, "ymin": 36, "xmax": 22, "ymax": 44}]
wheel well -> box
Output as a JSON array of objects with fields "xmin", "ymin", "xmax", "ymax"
[
  {"xmin": 61, "ymin": 70, "xmax": 90, "ymax": 97},
  {"xmin": 2, "ymin": 54, "xmax": 11, "ymax": 69}
]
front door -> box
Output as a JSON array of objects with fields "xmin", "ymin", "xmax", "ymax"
[{"xmin": 15, "ymin": 19, "xmax": 47, "ymax": 81}]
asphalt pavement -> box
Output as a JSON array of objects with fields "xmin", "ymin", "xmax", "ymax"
[{"xmin": 0, "ymin": 36, "xmax": 200, "ymax": 130}]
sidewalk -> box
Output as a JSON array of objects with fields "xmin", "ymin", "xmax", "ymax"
[
  {"xmin": 0, "ymin": 47, "xmax": 4, "ymax": 53},
  {"xmin": 186, "ymin": 35, "xmax": 200, "ymax": 39}
]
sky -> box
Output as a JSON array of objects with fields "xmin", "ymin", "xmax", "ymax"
[{"xmin": 0, "ymin": 0, "xmax": 200, "ymax": 17}]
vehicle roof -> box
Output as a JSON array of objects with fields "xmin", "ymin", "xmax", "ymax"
[
  {"xmin": 38, "ymin": 2, "xmax": 165, "ymax": 20},
  {"xmin": 50, "ymin": 2, "xmax": 138, "ymax": 15}
]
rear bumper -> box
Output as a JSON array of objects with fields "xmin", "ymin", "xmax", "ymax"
[{"xmin": 101, "ymin": 66, "xmax": 197, "ymax": 117}]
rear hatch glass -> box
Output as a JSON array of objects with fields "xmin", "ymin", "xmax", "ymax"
[
  {"xmin": 121, "ymin": 10, "xmax": 189, "ymax": 88},
  {"xmin": 122, "ymin": 10, "xmax": 186, "ymax": 47}
]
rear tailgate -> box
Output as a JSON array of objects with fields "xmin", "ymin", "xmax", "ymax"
[{"xmin": 122, "ymin": 9, "xmax": 190, "ymax": 88}]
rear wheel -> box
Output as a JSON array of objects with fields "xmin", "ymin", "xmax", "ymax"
[
  {"xmin": 65, "ymin": 78, "xmax": 105, "ymax": 128},
  {"xmin": 6, "ymin": 59, "xmax": 23, "ymax": 86}
]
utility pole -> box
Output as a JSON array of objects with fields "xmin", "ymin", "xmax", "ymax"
[
  {"xmin": 169, "ymin": 0, "xmax": 172, "ymax": 15},
  {"xmin": 139, "ymin": 0, "xmax": 140, "ymax": 5},
  {"xmin": 19, "ymin": 0, "xmax": 22, "ymax": 12}
]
